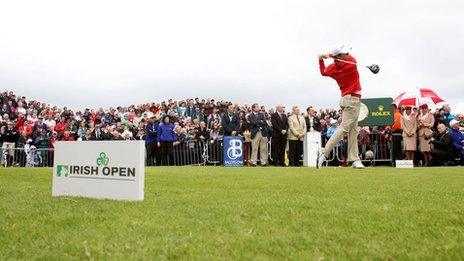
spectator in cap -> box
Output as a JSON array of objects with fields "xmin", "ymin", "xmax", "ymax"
[
  {"xmin": 25, "ymin": 145, "xmax": 42, "ymax": 167},
  {"xmin": 326, "ymin": 118, "xmax": 339, "ymax": 139},
  {"xmin": 33, "ymin": 116, "xmax": 47, "ymax": 135}
]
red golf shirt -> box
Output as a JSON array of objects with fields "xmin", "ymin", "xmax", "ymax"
[{"xmin": 319, "ymin": 55, "xmax": 362, "ymax": 97}]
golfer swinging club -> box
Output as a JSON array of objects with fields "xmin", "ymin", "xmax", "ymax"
[{"xmin": 317, "ymin": 45, "xmax": 365, "ymax": 169}]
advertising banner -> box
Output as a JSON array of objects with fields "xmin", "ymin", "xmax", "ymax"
[
  {"xmin": 223, "ymin": 136, "xmax": 243, "ymax": 167},
  {"xmin": 52, "ymin": 141, "xmax": 145, "ymax": 201}
]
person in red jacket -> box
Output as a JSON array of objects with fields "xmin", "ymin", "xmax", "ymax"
[
  {"xmin": 317, "ymin": 45, "xmax": 364, "ymax": 169},
  {"xmin": 54, "ymin": 117, "xmax": 68, "ymax": 138}
]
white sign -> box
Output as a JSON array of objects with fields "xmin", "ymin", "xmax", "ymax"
[
  {"xmin": 303, "ymin": 131, "xmax": 322, "ymax": 167},
  {"xmin": 395, "ymin": 160, "xmax": 414, "ymax": 169},
  {"xmin": 52, "ymin": 141, "xmax": 145, "ymax": 201}
]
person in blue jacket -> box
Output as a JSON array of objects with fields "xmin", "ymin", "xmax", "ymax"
[
  {"xmin": 449, "ymin": 120, "xmax": 464, "ymax": 163},
  {"xmin": 157, "ymin": 115, "xmax": 176, "ymax": 165},
  {"xmin": 145, "ymin": 116, "xmax": 159, "ymax": 166}
]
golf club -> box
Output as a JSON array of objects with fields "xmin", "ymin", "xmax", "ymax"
[{"xmin": 333, "ymin": 57, "xmax": 380, "ymax": 74}]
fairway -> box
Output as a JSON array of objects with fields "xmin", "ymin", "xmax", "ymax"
[{"xmin": 1, "ymin": 167, "xmax": 464, "ymax": 259}]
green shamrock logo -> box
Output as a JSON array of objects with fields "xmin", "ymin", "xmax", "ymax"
[
  {"xmin": 56, "ymin": 165, "xmax": 69, "ymax": 177},
  {"xmin": 96, "ymin": 152, "xmax": 109, "ymax": 166}
]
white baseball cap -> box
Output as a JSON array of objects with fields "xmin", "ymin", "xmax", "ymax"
[
  {"xmin": 331, "ymin": 45, "xmax": 352, "ymax": 56},
  {"xmin": 449, "ymin": 119, "xmax": 459, "ymax": 127}
]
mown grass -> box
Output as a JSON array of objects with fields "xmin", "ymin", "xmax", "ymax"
[{"xmin": 1, "ymin": 167, "xmax": 464, "ymax": 260}]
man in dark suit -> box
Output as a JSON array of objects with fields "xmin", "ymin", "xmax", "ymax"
[
  {"xmin": 222, "ymin": 104, "xmax": 240, "ymax": 136},
  {"xmin": 271, "ymin": 105, "xmax": 288, "ymax": 166},
  {"xmin": 305, "ymin": 106, "xmax": 322, "ymax": 132},
  {"xmin": 91, "ymin": 125, "xmax": 109, "ymax": 141},
  {"xmin": 248, "ymin": 103, "xmax": 269, "ymax": 166}
]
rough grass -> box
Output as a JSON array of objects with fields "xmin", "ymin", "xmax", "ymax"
[{"xmin": 1, "ymin": 167, "xmax": 464, "ymax": 260}]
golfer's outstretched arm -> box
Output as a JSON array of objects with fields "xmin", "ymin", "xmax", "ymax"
[{"xmin": 319, "ymin": 58, "xmax": 333, "ymax": 77}]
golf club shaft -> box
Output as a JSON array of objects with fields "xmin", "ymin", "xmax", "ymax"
[{"xmin": 333, "ymin": 57, "xmax": 359, "ymax": 66}]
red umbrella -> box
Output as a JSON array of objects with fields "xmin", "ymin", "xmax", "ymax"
[{"xmin": 393, "ymin": 88, "xmax": 445, "ymax": 108}]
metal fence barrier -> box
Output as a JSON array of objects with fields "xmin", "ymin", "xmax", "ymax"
[
  {"xmin": 1, "ymin": 134, "xmax": 392, "ymax": 167},
  {"xmin": 172, "ymin": 140, "xmax": 208, "ymax": 166},
  {"xmin": 1, "ymin": 148, "xmax": 54, "ymax": 167}
]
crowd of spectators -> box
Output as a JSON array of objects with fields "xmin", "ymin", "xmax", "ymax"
[{"xmin": 0, "ymin": 90, "xmax": 463, "ymax": 167}]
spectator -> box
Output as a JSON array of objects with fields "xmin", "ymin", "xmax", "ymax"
[
  {"xmin": 34, "ymin": 116, "xmax": 47, "ymax": 137},
  {"xmin": 417, "ymin": 104, "xmax": 434, "ymax": 166},
  {"xmin": 390, "ymin": 104, "xmax": 403, "ymax": 161},
  {"xmin": 304, "ymin": 106, "xmax": 322, "ymax": 132},
  {"xmin": 221, "ymin": 104, "xmax": 240, "ymax": 136},
  {"xmin": 442, "ymin": 104, "xmax": 456, "ymax": 127},
  {"xmin": 448, "ymin": 120, "xmax": 464, "ymax": 162},
  {"xmin": 44, "ymin": 113, "xmax": 56, "ymax": 130},
  {"xmin": 207, "ymin": 107, "xmax": 221, "ymax": 129},
  {"xmin": 91, "ymin": 126, "xmax": 106, "ymax": 141},
  {"xmin": 2, "ymin": 122, "xmax": 19, "ymax": 165},
  {"xmin": 195, "ymin": 121, "xmax": 210, "ymax": 141},
  {"xmin": 61, "ymin": 131, "xmax": 74, "ymax": 141},
  {"xmin": 430, "ymin": 123, "xmax": 454, "ymax": 166},
  {"xmin": 157, "ymin": 115, "xmax": 176, "ymax": 165},
  {"xmin": 248, "ymin": 103, "xmax": 269, "ymax": 166},
  {"xmin": 25, "ymin": 146, "xmax": 42, "ymax": 167},
  {"xmin": 54, "ymin": 117, "xmax": 67, "ymax": 137},
  {"xmin": 177, "ymin": 101, "xmax": 187, "ymax": 117},
  {"xmin": 186, "ymin": 100, "xmax": 197, "ymax": 118},
  {"xmin": 326, "ymin": 118, "xmax": 338, "ymax": 139},
  {"xmin": 287, "ymin": 106, "xmax": 306, "ymax": 166},
  {"xmin": 401, "ymin": 106, "xmax": 417, "ymax": 161},
  {"xmin": 77, "ymin": 120, "xmax": 87, "ymax": 140},
  {"xmin": 270, "ymin": 105, "xmax": 288, "ymax": 167},
  {"xmin": 34, "ymin": 129, "xmax": 50, "ymax": 152},
  {"xmin": 121, "ymin": 126, "xmax": 134, "ymax": 140},
  {"xmin": 457, "ymin": 114, "xmax": 464, "ymax": 131},
  {"xmin": 145, "ymin": 117, "xmax": 159, "ymax": 166},
  {"xmin": 209, "ymin": 121, "xmax": 222, "ymax": 141}
]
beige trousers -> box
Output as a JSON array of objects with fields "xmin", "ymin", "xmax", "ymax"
[
  {"xmin": 324, "ymin": 95, "xmax": 361, "ymax": 162},
  {"xmin": 251, "ymin": 131, "xmax": 268, "ymax": 165}
]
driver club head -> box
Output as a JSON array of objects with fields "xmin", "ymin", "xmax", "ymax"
[{"xmin": 366, "ymin": 64, "xmax": 380, "ymax": 74}]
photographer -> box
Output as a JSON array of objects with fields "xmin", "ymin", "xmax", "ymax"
[{"xmin": 429, "ymin": 123, "xmax": 453, "ymax": 166}]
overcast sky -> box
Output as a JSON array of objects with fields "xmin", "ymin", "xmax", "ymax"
[{"xmin": 0, "ymin": 0, "xmax": 463, "ymax": 113}]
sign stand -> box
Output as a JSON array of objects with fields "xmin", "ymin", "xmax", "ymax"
[{"xmin": 303, "ymin": 131, "xmax": 321, "ymax": 167}]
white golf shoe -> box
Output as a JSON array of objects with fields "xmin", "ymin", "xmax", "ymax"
[{"xmin": 352, "ymin": 160, "xmax": 365, "ymax": 169}]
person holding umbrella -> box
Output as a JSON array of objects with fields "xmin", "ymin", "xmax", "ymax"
[
  {"xmin": 417, "ymin": 103, "xmax": 435, "ymax": 166},
  {"xmin": 401, "ymin": 106, "xmax": 417, "ymax": 162},
  {"xmin": 317, "ymin": 45, "xmax": 364, "ymax": 168}
]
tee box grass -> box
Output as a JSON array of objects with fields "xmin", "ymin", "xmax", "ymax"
[{"xmin": 1, "ymin": 167, "xmax": 463, "ymax": 259}]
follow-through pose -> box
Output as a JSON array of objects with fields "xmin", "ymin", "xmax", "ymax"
[{"xmin": 317, "ymin": 45, "xmax": 365, "ymax": 169}]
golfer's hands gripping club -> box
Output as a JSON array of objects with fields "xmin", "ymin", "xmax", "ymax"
[{"xmin": 318, "ymin": 54, "xmax": 330, "ymax": 60}]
